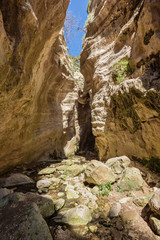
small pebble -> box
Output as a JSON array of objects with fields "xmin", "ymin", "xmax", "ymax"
[
  {"xmin": 58, "ymin": 192, "xmax": 65, "ymax": 197},
  {"xmin": 89, "ymin": 225, "xmax": 98, "ymax": 233}
]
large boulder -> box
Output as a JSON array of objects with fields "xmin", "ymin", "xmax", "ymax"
[
  {"xmin": 24, "ymin": 193, "xmax": 55, "ymax": 218},
  {"xmin": 60, "ymin": 205, "xmax": 92, "ymax": 226},
  {"xmin": 54, "ymin": 198, "xmax": 65, "ymax": 211},
  {"xmin": 149, "ymin": 189, "xmax": 160, "ymax": 215},
  {"xmin": 85, "ymin": 160, "xmax": 115, "ymax": 185},
  {"xmin": 2, "ymin": 174, "xmax": 33, "ymax": 187},
  {"xmin": 117, "ymin": 167, "xmax": 144, "ymax": 191},
  {"xmin": 149, "ymin": 215, "xmax": 160, "ymax": 236},
  {"xmin": 0, "ymin": 188, "xmax": 13, "ymax": 200},
  {"xmin": 0, "ymin": 192, "xmax": 55, "ymax": 239},
  {"xmin": 64, "ymin": 164, "xmax": 84, "ymax": 177},
  {"xmin": 0, "ymin": 192, "xmax": 55, "ymax": 218},
  {"xmin": 0, "ymin": 192, "xmax": 25, "ymax": 208},
  {"xmin": 105, "ymin": 156, "xmax": 131, "ymax": 175},
  {"xmin": 0, "ymin": 202, "xmax": 52, "ymax": 240},
  {"xmin": 133, "ymin": 196, "xmax": 151, "ymax": 207},
  {"xmin": 120, "ymin": 208, "xmax": 157, "ymax": 240}
]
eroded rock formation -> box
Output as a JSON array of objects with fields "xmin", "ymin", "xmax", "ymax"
[
  {"xmin": 81, "ymin": 0, "xmax": 160, "ymax": 162},
  {"xmin": 0, "ymin": 0, "xmax": 79, "ymax": 173}
]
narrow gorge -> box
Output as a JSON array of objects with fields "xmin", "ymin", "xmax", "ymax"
[{"xmin": 0, "ymin": 0, "xmax": 160, "ymax": 239}]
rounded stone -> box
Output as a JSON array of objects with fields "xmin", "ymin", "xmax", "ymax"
[
  {"xmin": 61, "ymin": 205, "xmax": 92, "ymax": 226},
  {"xmin": 109, "ymin": 203, "xmax": 121, "ymax": 218},
  {"xmin": 149, "ymin": 189, "xmax": 160, "ymax": 215},
  {"xmin": 117, "ymin": 167, "xmax": 144, "ymax": 191}
]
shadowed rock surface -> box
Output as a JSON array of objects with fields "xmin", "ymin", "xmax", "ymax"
[
  {"xmin": 0, "ymin": 0, "xmax": 79, "ymax": 173},
  {"xmin": 81, "ymin": 0, "xmax": 160, "ymax": 163}
]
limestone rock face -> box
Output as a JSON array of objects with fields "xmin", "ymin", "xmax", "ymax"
[
  {"xmin": 81, "ymin": 0, "xmax": 160, "ymax": 162},
  {"xmin": 0, "ymin": 0, "xmax": 79, "ymax": 173}
]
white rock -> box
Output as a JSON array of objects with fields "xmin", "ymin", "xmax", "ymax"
[
  {"xmin": 61, "ymin": 205, "xmax": 92, "ymax": 226},
  {"xmin": 119, "ymin": 197, "xmax": 132, "ymax": 204},
  {"xmin": 66, "ymin": 189, "xmax": 79, "ymax": 199}
]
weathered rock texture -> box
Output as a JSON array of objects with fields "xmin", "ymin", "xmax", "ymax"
[
  {"xmin": 81, "ymin": 0, "xmax": 160, "ymax": 162},
  {"xmin": 0, "ymin": 0, "xmax": 78, "ymax": 173}
]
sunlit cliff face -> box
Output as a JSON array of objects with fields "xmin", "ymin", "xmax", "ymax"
[
  {"xmin": 81, "ymin": 0, "xmax": 160, "ymax": 162},
  {"xmin": 0, "ymin": 0, "xmax": 81, "ymax": 173}
]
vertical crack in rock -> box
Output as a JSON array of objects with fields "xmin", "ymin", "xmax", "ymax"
[
  {"xmin": 80, "ymin": 0, "xmax": 160, "ymax": 164},
  {"xmin": 77, "ymin": 91, "xmax": 95, "ymax": 153}
]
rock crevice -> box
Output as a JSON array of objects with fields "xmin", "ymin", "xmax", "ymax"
[{"xmin": 81, "ymin": 0, "xmax": 160, "ymax": 162}]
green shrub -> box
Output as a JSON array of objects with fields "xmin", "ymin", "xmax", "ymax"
[
  {"xmin": 67, "ymin": 153, "xmax": 75, "ymax": 158},
  {"xmin": 69, "ymin": 55, "xmax": 80, "ymax": 75},
  {"xmin": 82, "ymin": 34, "xmax": 86, "ymax": 42},
  {"xmin": 133, "ymin": 156, "xmax": 160, "ymax": 173},
  {"xmin": 116, "ymin": 188, "xmax": 124, "ymax": 194},
  {"xmin": 112, "ymin": 58, "xmax": 132, "ymax": 84},
  {"xmin": 98, "ymin": 182, "xmax": 113, "ymax": 196}
]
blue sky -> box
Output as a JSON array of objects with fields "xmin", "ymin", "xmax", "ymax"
[{"xmin": 64, "ymin": 0, "xmax": 89, "ymax": 56}]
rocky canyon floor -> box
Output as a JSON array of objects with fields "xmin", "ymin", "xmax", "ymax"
[{"xmin": 0, "ymin": 155, "xmax": 160, "ymax": 240}]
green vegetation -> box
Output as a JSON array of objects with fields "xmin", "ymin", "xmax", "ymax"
[
  {"xmin": 142, "ymin": 90, "xmax": 160, "ymax": 113},
  {"xmin": 112, "ymin": 58, "xmax": 132, "ymax": 84},
  {"xmin": 69, "ymin": 55, "xmax": 84, "ymax": 89},
  {"xmin": 111, "ymin": 92, "xmax": 141, "ymax": 133},
  {"xmin": 70, "ymin": 55, "xmax": 80, "ymax": 70},
  {"xmin": 69, "ymin": 55, "xmax": 80, "ymax": 75},
  {"xmin": 67, "ymin": 153, "xmax": 75, "ymax": 158},
  {"xmin": 85, "ymin": 11, "xmax": 94, "ymax": 30},
  {"xmin": 116, "ymin": 188, "xmax": 124, "ymax": 194},
  {"xmin": 111, "ymin": 89, "xmax": 160, "ymax": 134},
  {"xmin": 82, "ymin": 34, "xmax": 86, "ymax": 42},
  {"xmin": 98, "ymin": 182, "xmax": 113, "ymax": 196},
  {"xmin": 133, "ymin": 156, "xmax": 160, "ymax": 173}
]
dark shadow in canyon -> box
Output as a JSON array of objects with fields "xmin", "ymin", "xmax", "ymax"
[{"xmin": 77, "ymin": 93, "xmax": 95, "ymax": 155}]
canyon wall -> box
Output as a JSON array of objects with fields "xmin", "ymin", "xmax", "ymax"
[
  {"xmin": 81, "ymin": 0, "xmax": 160, "ymax": 162},
  {"xmin": 0, "ymin": 0, "xmax": 78, "ymax": 173}
]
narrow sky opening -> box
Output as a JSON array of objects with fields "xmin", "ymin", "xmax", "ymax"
[{"xmin": 64, "ymin": 0, "xmax": 89, "ymax": 57}]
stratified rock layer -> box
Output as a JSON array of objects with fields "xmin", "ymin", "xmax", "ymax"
[
  {"xmin": 81, "ymin": 0, "xmax": 160, "ymax": 162},
  {"xmin": 0, "ymin": 0, "xmax": 79, "ymax": 173}
]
